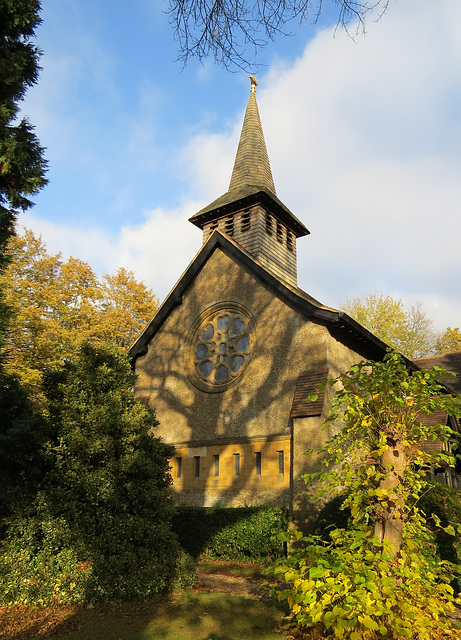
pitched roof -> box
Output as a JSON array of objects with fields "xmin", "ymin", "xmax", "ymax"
[
  {"xmin": 413, "ymin": 352, "xmax": 461, "ymax": 394},
  {"xmin": 129, "ymin": 230, "xmax": 391, "ymax": 363},
  {"xmin": 291, "ymin": 369, "xmax": 329, "ymax": 418}
]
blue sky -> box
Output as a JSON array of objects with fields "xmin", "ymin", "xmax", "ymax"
[{"xmin": 19, "ymin": 0, "xmax": 461, "ymax": 334}]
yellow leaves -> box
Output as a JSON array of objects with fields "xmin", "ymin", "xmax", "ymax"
[
  {"xmin": 1, "ymin": 229, "xmax": 158, "ymax": 406},
  {"xmin": 357, "ymin": 614, "xmax": 379, "ymax": 631}
]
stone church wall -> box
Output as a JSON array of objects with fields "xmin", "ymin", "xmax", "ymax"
[{"xmin": 135, "ymin": 246, "xmax": 365, "ymax": 510}]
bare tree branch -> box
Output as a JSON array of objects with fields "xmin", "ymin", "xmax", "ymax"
[{"xmin": 167, "ymin": 0, "xmax": 391, "ymax": 70}]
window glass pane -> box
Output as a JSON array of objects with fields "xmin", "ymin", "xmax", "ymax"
[
  {"xmin": 277, "ymin": 451, "xmax": 284, "ymax": 476},
  {"xmin": 194, "ymin": 456, "xmax": 200, "ymax": 478},
  {"xmin": 199, "ymin": 361, "xmax": 213, "ymax": 378},
  {"xmin": 234, "ymin": 453, "xmax": 240, "ymax": 476},
  {"xmin": 255, "ymin": 452, "xmax": 261, "ymax": 475},
  {"xmin": 176, "ymin": 457, "xmax": 182, "ymax": 478},
  {"xmin": 230, "ymin": 355, "xmax": 244, "ymax": 372},
  {"xmin": 217, "ymin": 315, "xmax": 230, "ymax": 330},
  {"xmin": 214, "ymin": 454, "xmax": 219, "ymax": 477},
  {"xmin": 215, "ymin": 365, "xmax": 228, "ymax": 382}
]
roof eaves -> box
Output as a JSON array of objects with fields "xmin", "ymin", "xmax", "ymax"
[{"xmin": 189, "ymin": 187, "xmax": 309, "ymax": 238}]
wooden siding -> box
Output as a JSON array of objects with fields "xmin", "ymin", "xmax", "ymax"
[{"xmin": 203, "ymin": 205, "xmax": 298, "ymax": 287}]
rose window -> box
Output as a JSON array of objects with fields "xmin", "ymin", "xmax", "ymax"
[{"xmin": 191, "ymin": 308, "xmax": 254, "ymax": 389}]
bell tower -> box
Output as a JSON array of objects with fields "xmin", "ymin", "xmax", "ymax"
[{"xmin": 188, "ymin": 78, "xmax": 309, "ymax": 288}]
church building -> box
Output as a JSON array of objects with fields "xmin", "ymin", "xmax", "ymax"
[{"xmin": 129, "ymin": 79, "xmax": 454, "ymax": 521}]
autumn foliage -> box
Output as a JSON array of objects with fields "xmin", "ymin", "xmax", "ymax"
[{"xmin": 0, "ymin": 229, "xmax": 158, "ymax": 405}]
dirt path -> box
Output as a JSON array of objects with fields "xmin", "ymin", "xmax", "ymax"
[{"xmin": 196, "ymin": 570, "xmax": 267, "ymax": 598}]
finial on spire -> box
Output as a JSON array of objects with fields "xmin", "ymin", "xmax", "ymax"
[{"xmin": 249, "ymin": 75, "xmax": 257, "ymax": 93}]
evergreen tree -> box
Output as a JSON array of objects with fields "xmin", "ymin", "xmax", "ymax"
[
  {"xmin": 0, "ymin": 344, "xmax": 179, "ymax": 604},
  {"xmin": 0, "ymin": 370, "xmax": 48, "ymax": 528},
  {"xmin": 0, "ymin": 0, "xmax": 47, "ymax": 357}
]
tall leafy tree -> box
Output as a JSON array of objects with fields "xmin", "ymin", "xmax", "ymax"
[
  {"xmin": 0, "ymin": 0, "xmax": 47, "ymax": 357},
  {"xmin": 341, "ymin": 293, "xmax": 436, "ymax": 358},
  {"xmin": 1, "ymin": 229, "xmax": 158, "ymax": 405},
  {"xmin": 96, "ymin": 266, "xmax": 159, "ymax": 348},
  {"xmin": 435, "ymin": 327, "xmax": 461, "ymax": 355},
  {"xmin": 271, "ymin": 352, "xmax": 461, "ymax": 638}
]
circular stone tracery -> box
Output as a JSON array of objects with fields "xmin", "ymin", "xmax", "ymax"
[{"xmin": 191, "ymin": 307, "xmax": 254, "ymax": 390}]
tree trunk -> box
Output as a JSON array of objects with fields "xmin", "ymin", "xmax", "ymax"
[{"xmin": 374, "ymin": 441, "xmax": 408, "ymax": 558}]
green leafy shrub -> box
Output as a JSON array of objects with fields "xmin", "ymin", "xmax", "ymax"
[
  {"xmin": 172, "ymin": 549, "xmax": 198, "ymax": 591},
  {"xmin": 173, "ymin": 505, "xmax": 288, "ymax": 562},
  {"xmin": 273, "ymin": 526, "xmax": 459, "ymax": 639},
  {"xmin": 269, "ymin": 353, "xmax": 461, "ymax": 639},
  {"xmin": 418, "ymin": 483, "xmax": 461, "ymax": 590},
  {"xmin": 0, "ymin": 344, "xmax": 180, "ymax": 604},
  {"xmin": 0, "ymin": 507, "xmax": 91, "ymax": 605}
]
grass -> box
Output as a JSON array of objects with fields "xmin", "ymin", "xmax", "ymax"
[{"xmin": 0, "ymin": 592, "xmax": 286, "ymax": 640}]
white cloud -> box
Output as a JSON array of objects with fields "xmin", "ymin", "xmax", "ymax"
[
  {"xmin": 19, "ymin": 0, "xmax": 461, "ymax": 335},
  {"xmin": 255, "ymin": 0, "xmax": 461, "ymax": 331},
  {"xmin": 19, "ymin": 203, "xmax": 203, "ymax": 301}
]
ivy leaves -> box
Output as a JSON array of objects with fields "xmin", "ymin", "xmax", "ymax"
[{"xmin": 270, "ymin": 352, "xmax": 461, "ymax": 638}]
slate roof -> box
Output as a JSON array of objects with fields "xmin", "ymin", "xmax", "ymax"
[
  {"xmin": 290, "ymin": 368, "xmax": 329, "ymax": 418},
  {"xmin": 188, "ymin": 85, "xmax": 309, "ymax": 239},
  {"xmin": 228, "ymin": 89, "xmax": 275, "ymax": 194},
  {"xmin": 413, "ymin": 352, "xmax": 461, "ymax": 394}
]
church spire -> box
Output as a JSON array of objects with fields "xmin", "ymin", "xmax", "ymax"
[
  {"xmin": 228, "ymin": 77, "xmax": 276, "ymax": 195},
  {"xmin": 189, "ymin": 79, "xmax": 309, "ymax": 287}
]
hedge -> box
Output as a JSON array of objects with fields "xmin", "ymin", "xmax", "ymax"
[{"xmin": 172, "ymin": 505, "xmax": 289, "ymax": 562}]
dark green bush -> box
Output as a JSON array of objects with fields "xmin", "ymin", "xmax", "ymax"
[
  {"xmin": 172, "ymin": 549, "xmax": 198, "ymax": 591},
  {"xmin": 0, "ymin": 344, "xmax": 179, "ymax": 605},
  {"xmin": 172, "ymin": 505, "xmax": 289, "ymax": 562}
]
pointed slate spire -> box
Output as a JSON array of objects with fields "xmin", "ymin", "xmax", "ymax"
[
  {"xmin": 189, "ymin": 77, "xmax": 309, "ymax": 245},
  {"xmin": 228, "ymin": 77, "xmax": 276, "ymax": 194}
]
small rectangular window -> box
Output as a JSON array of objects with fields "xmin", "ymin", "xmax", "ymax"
[
  {"xmin": 241, "ymin": 210, "xmax": 250, "ymax": 232},
  {"xmin": 287, "ymin": 231, "xmax": 294, "ymax": 252},
  {"xmin": 194, "ymin": 456, "xmax": 200, "ymax": 478},
  {"xmin": 276, "ymin": 220, "xmax": 284, "ymax": 243},
  {"xmin": 255, "ymin": 452, "xmax": 261, "ymax": 476},
  {"xmin": 176, "ymin": 457, "xmax": 182, "ymax": 478},
  {"xmin": 224, "ymin": 215, "xmax": 234, "ymax": 236},
  {"xmin": 265, "ymin": 212, "xmax": 273, "ymax": 235},
  {"xmin": 277, "ymin": 451, "xmax": 284, "ymax": 476},
  {"xmin": 234, "ymin": 453, "xmax": 240, "ymax": 476},
  {"xmin": 213, "ymin": 454, "xmax": 220, "ymax": 477}
]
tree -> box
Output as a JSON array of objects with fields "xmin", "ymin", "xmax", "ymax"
[
  {"xmin": 0, "ymin": 229, "xmax": 158, "ymax": 405},
  {"xmin": 0, "ymin": 343, "xmax": 178, "ymax": 604},
  {"xmin": 435, "ymin": 327, "xmax": 461, "ymax": 355},
  {"xmin": 341, "ymin": 293, "xmax": 436, "ymax": 358},
  {"xmin": 0, "ymin": 0, "xmax": 47, "ymax": 357},
  {"xmin": 96, "ymin": 267, "xmax": 159, "ymax": 348},
  {"xmin": 0, "ymin": 370, "xmax": 49, "ymax": 527},
  {"xmin": 271, "ymin": 352, "xmax": 461, "ymax": 638},
  {"xmin": 168, "ymin": 0, "xmax": 391, "ymax": 69}
]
